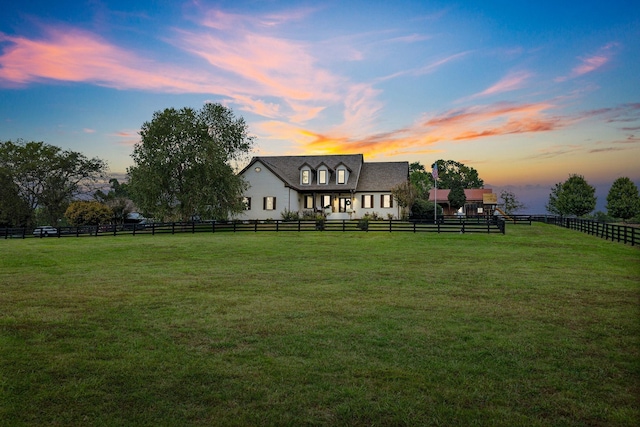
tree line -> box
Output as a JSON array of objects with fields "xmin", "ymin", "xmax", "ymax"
[
  {"xmin": 2, "ymin": 102, "xmax": 639, "ymax": 228},
  {"xmin": 1, "ymin": 103, "xmax": 254, "ymax": 228}
]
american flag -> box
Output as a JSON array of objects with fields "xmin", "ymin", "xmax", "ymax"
[{"xmin": 431, "ymin": 163, "xmax": 438, "ymax": 180}]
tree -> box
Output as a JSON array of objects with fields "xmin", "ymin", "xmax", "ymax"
[
  {"xmin": 546, "ymin": 174, "xmax": 596, "ymax": 216},
  {"xmin": 499, "ymin": 189, "xmax": 526, "ymax": 215},
  {"xmin": 95, "ymin": 179, "xmax": 134, "ymax": 224},
  {"xmin": 432, "ymin": 159, "xmax": 484, "ymax": 189},
  {"xmin": 0, "ymin": 140, "xmax": 108, "ymax": 227},
  {"xmin": 448, "ymin": 181, "xmax": 466, "ymax": 212},
  {"xmin": 391, "ymin": 180, "xmax": 417, "ymax": 220},
  {"xmin": 606, "ymin": 177, "xmax": 640, "ymax": 222},
  {"xmin": 0, "ymin": 169, "xmax": 30, "ymax": 227},
  {"xmin": 65, "ymin": 201, "xmax": 112, "ymax": 226},
  {"xmin": 392, "ymin": 162, "xmax": 434, "ymax": 219},
  {"xmin": 127, "ymin": 103, "xmax": 254, "ymax": 222},
  {"xmin": 409, "ymin": 162, "xmax": 431, "ymax": 199}
]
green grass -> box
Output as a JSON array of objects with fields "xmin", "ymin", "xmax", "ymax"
[{"xmin": 1, "ymin": 225, "xmax": 639, "ymax": 426}]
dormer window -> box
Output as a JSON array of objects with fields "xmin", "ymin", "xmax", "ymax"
[
  {"xmin": 318, "ymin": 169, "xmax": 327, "ymax": 184},
  {"xmin": 337, "ymin": 168, "xmax": 346, "ymax": 184},
  {"xmin": 301, "ymin": 169, "xmax": 310, "ymax": 185}
]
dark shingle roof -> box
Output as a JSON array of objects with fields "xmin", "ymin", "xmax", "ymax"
[
  {"xmin": 240, "ymin": 154, "xmax": 408, "ymax": 192},
  {"xmin": 357, "ymin": 162, "xmax": 409, "ymax": 192}
]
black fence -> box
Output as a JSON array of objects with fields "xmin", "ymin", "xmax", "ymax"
[
  {"xmin": 2, "ymin": 216, "xmax": 507, "ymax": 239},
  {"xmin": 532, "ymin": 215, "xmax": 638, "ymax": 246}
]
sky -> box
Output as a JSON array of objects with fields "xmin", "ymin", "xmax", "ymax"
[{"xmin": 1, "ymin": 0, "xmax": 639, "ymax": 213}]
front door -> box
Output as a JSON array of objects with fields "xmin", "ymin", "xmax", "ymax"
[{"xmin": 338, "ymin": 197, "xmax": 351, "ymax": 213}]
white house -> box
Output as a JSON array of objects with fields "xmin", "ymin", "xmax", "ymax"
[{"xmin": 236, "ymin": 154, "xmax": 409, "ymax": 220}]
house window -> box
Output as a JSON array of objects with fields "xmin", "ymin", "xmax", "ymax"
[
  {"xmin": 263, "ymin": 196, "xmax": 276, "ymax": 210},
  {"xmin": 301, "ymin": 169, "xmax": 310, "ymax": 185},
  {"xmin": 318, "ymin": 169, "xmax": 327, "ymax": 184},
  {"xmin": 362, "ymin": 194, "xmax": 373, "ymax": 209},
  {"xmin": 243, "ymin": 197, "xmax": 251, "ymax": 210},
  {"xmin": 337, "ymin": 169, "xmax": 346, "ymax": 184},
  {"xmin": 321, "ymin": 195, "xmax": 331, "ymax": 210},
  {"xmin": 381, "ymin": 194, "xmax": 393, "ymax": 208},
  {"xmin": 304, "ymin": 195, "xmax": 314, "ymax": 209}
]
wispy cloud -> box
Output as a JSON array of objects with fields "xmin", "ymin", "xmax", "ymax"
[
  {"xmin": 472, "ymin": 70, "xmax": 533, "ymax": 98},
  {"xmin": 111, "ymin": 130, "xmax": 140, "ymax": 146},
  {"xmin": 555, "ymin": 42, "xmax": 618, "ymax": 82},
  {"xmin": 0, "ymin": 28, "xmax": 218, "ymax": 91}
]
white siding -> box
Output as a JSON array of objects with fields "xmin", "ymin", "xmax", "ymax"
[
  {"xmin": 352, "ymin": 192, "xmax": 399, "ymax": 219},
  {"xmin": 236, "ymin": 162, "xmax": 300, "ymax": 220}
]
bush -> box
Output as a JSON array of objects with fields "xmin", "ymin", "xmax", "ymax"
[
  {"xmin": 65, "ymin": 201, "xmax": 112, "ymax": 226},
  {"xmin": 410, "ymin": 199, "xmax": 442, "ymax": 220},
  {"xmin": 280, "ymin": 209, "xmax": 300, "ymax": 221},
  {"xmin": 357, "ymin": 217, "xmax": 369, "ymax": 231}
]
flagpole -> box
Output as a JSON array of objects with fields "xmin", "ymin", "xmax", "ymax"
[
  {"xmin": 432, "ymin": 163, "xmax": 438, "ymax": 224},
  {"xmin": 434, "ymin": 180, "xmax": 437, "ymax": 224}
]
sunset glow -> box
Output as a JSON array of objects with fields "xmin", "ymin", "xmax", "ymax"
[{"xmin": 1, "ymin": 1, "xmax": 638, "ymax": 212}]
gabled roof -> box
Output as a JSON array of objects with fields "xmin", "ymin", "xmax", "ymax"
[
  {"xmin": 240, "ymin": 154, "xmax": 364, "ymax": 191},
  {"xmin": 239, "ymin": 154, "xmax": 409, "ymax": 193}
]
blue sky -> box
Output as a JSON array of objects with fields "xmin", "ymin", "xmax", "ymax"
[{"xmin": 1, "ymin": 1, "xmax": 639, "ymax": 212}]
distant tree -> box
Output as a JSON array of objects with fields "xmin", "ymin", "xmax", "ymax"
[
  {"xmin": 127, "ymin": 103, "xmax": 254, "ymax": 222},
  {"xmin": 95, "ymin": 178, "xmax": 134, "ymax": 224},
  {"xmin": 65, "ymin": 201, "xmax": 112, "ymax": 226},
  {"xmin": 606, "ymin": 177, "xmax": 640, "ymax": 222},
  {"xmin": 499, "ymin": 189, "xmax": 526, "ymax": 215},
  {"xmin": 448, "ymin": 181, "xmax": 467, "ymax": 212},
  {"xmin": 0, "ymin": 140, "xmax": 108, "ymax": 226},
  {"xmin": 546, "ymin": 174, "xmax": 596, "ymax": 217},
  {"xmin": 432, "ymin": 159, "xmax": 484, "ymax": 189}
]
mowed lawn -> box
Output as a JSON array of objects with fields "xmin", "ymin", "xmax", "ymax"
[{"xmin": 1, "ymin": 224, "xmax": 638, "ymax": 426}]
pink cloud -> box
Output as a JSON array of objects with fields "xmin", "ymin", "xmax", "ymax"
[
  {"xmin": 0, "ymin": 28, "xmax": 220, "ymax": 92},
  {"xmin": 556, "ymin": 42, "xmax": 618, "ymax": 82},
  {"xmin": 473, "ymin": 70, "xmax": 533, "ymax": 97}
]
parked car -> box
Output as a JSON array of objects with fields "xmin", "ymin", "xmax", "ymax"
[{"xmin": 33, "ymin": 226, "xmax": 58, "ymax": 236}]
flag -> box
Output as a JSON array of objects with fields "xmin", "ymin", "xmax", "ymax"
[{"xmin": 431, "ymin": 163, "xmax": 438, "ymax": 181}]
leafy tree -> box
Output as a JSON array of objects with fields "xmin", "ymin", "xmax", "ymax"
[
  {"xmin": 499, "ymin": 189, "xmax": 526, "ymax": 215},
  {"xmin": 127, "ymin": 103, "xmax": 254, "ymax": 222},
  {"xmin": 409, "ymin": 162, "xmax": 431, "ymax": 199},
  {"xmin": 432, "ymin": 159, "xmax": 484, "ymax": 189},
  {"xmin": 448, "ymin": 182, "xmax": 467, "ymax": 212},
  {"xmin": 0, "ymin": 169, "xmax": 31, "ymax": 227},
  {"xmin": 95, "ymin": 179, "xmax": 134, "ymax": 224},
  {"xmin": 546, "ymin": 174, "xmax": 596, "ymax": 216},
  {"xmin": 606, "ymin": 177, "xmax": 640, "ymax": 222},
  {"xmin": 0, "ymin": 140, "xmax": 108, "ymax": 226},
  {"xmin": 65, "ymin": 201, "xmax": 113, "ymax": 226},
  {"xmin": 391, "ymin": 180, "xmax": 417, "ymax": 220},
  {"xmin": 392, "ymin": 162, "xmax": 434, "ymax": 219}
]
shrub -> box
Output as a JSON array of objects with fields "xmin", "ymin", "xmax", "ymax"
[
  {"xmin": 280, "ymin": 209, "xmax": 300, "ymax": 221},
  {"xmin": 65, "ymin": 201, "xmax": 112, "ymax": 226}
]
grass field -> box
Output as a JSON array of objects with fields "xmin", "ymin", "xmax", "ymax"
[{"xmin": 1, "ymin": 224, "xmax": 639, "ymax": 426}]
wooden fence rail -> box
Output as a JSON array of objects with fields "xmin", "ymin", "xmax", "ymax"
[
  {"xmin": 532, "ymin": 215, "xmax": 638, "ymax": 246},
  {"xmin": 2, "ymin": 216, "xmax": 506, "ymax": 239}
]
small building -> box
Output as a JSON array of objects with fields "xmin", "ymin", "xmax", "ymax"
[
  {"xmin": 237, "ymin": 154, "xmax": 409, "ymax": 220},
  {"xmin": 429, "ymin": 188, "xmax": 496, "ymax": 216}
]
